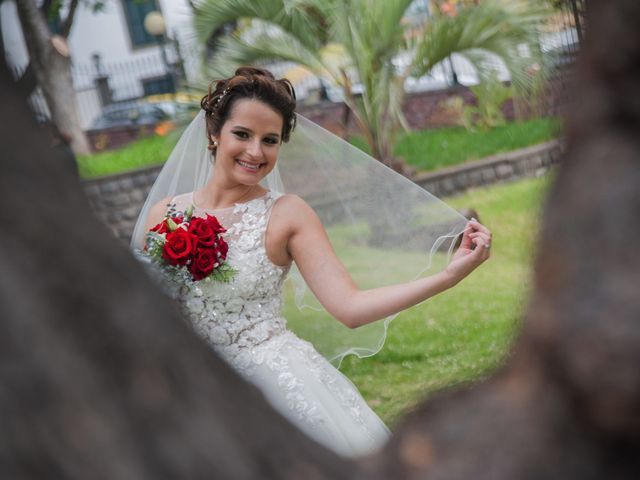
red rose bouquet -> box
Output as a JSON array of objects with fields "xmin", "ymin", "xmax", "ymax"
[{"xmin": 144, "ymin": 205, "xmax": 235, "ymax": 283}]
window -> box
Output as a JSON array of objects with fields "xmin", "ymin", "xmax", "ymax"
[
  {"xmin": 142, "ymin": 75, "xmax": 176, "ymax": 96},
  {"xmin": 122, "ymin": 0, "xmax": 159, "ymax": 48}
]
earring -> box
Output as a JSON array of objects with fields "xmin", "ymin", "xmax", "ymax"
[{"xmin": 213, "ymin": 140, "xmax": 218, "ymax": 148}]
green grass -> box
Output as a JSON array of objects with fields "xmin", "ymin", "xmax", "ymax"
[
  {"xmin": 320, "ymin": 176, "xmax": 550, "ymax": 426},
  {"xmin": 77, "ymin": 133, "xmax": 176, "ymax": 179},
  {"xmin": 351, "ymin": 117, "xmax": 561, "ymax": 173},
  {"xmin": 78, "ymin": 117, "xmax": 559, "ymax": 179}
]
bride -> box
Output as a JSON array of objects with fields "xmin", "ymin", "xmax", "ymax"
[{"xmin": 132, "ymin": 67, "xmax": 491, "ymax": 457}]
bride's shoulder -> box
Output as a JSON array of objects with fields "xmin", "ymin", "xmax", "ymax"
[
  {"xmin": 272, "ymin": 193, "xmax": 311, "ymax": 213},
  {"xmin": 271, "ymin": 194, "xmax": 322, "ymax": 229}
]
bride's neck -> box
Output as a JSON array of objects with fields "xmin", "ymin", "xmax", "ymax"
[{"xmin": 197, "ymin": 178, "xmax": 264, "ymax": 210}]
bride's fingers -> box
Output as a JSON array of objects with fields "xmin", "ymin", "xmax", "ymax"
[
  {"xmin": 469, "ymin": 219, "xmax": 492, "ymax": 237},
  {"xmin": 459, "ymin": 226, "xmax": 475, "ymax": 248},
  {"xmin": 472, "ymin": 236, "xmax": 491, "ymax": 257},
  {"xmin": 475, "ymin": 227, "xmax": 493, "ymax": 240},
  {"xmin": 469, "ymin": 227, "xmax": 492, "ymax": 249},
  {"xmin": 470, "ymin": 232, "xmax": 491, "ymax": 244}
]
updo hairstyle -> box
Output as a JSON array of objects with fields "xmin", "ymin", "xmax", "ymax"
[{"xmin": 200, "ymin": 67, "xmax": 297, "ymax": 155}]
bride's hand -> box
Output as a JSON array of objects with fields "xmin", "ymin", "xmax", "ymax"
[{"xmin": 445, "ymin": 219, "xmax": 492, "ymax": 285}]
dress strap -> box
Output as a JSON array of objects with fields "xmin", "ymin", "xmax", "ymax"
[
  {"xmin": 257, "ymin": 191, "xmax": 282, "ymax": 245},
  {"xmin": 263, "ymin": 191, "xmax": 285, "ymax": 223}
]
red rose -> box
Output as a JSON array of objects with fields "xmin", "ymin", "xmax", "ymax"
[
  {"xmin": 150, "ymin": 219, "xmax": 169, "ymax": 234},
  {"xmin": 189, "ymin": 248, "xmax": 216, "ymax": 281},
  {"xmin": 188, "ymin": 217, "xmax": 216, "ymax": 248},
  {"xmin": 150, "ymin": 215, "xmax": 184, "ymax": 235},
  {"xmin": 216, "ymin": 237, "xmax": 229, "ymax": 261},
  {"xmin": 205, "ymin": 214, "xmax": 227, "ymax": 234},
  {"xmin": 162, "ymin": 228, "xmax": 195, "ymax": 266}
]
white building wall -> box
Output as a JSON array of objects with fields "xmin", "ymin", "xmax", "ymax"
[
  {"xmin": 2, "ymin": 1, "xmax": 28, "ymax": 69},
  {"xmin": 1, "ymin": 0, "xmax": 197, "ymax": 128},
  {"xmin": 67, "ymin": 0, "xmax": 195, "ymax": 66},
  {"xmin": 2, "ymin": 0, "xmax": 195, "ymax": 67}
]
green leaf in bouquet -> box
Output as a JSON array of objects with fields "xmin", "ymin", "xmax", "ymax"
[{"xmin": 166, "ymin": 217, "xmax": 179, "ymax": 232}]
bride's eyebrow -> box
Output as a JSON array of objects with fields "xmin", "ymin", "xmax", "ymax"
[{"xmin": 231, "ymin": 125, "xmax": 280, "ymax": 138}]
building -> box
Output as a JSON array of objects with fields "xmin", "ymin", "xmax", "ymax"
[{"xmin": 1, "ymin": 0, "xmax": 197, "ymax": 128}]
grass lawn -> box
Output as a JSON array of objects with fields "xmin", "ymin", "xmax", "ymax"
[
  {"xmin": 353, "ymin": 116, "xmax": 561, "ymax": 173},
  {"xmin": 332, "ymin": 175, "xmax": 551, "ymax": 427},
  {"xmin": 77, "ymin": 117, "xmax": 560, "ymax": 179},
  {"xmin": 77, "ymin": 132, "xmax": 178, "ymax": 179}
]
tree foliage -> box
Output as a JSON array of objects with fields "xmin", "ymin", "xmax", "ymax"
[{"xmin": 193, "ymin": 0, "xmax": 547, "ymax": 170}]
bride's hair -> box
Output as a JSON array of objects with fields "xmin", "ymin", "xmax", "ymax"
[{"xmin": 200, "ymin": 67, "xmax": 297, "ymax": 155}]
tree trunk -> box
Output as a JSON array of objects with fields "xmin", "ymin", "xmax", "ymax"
[
  {"xmin": 15, "ymin": 0, "xmax": 90, "ymax": 155},
  {"xmin": 1, "ymin": 0, "xmax": 639, "ymax": 478}
]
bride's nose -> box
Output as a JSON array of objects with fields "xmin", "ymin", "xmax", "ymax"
[{"xmin": 246, "ymin": 139, "xmax": 263, "ymax": 158}]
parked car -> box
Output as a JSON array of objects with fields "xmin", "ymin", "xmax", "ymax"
[{"xmin": 89, "ymin": 101, "xmax": 171, "ymax": 130}]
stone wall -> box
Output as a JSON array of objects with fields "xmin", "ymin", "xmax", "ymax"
[
  {"xmin": 83, "ymin": 165, "xmax": 163, "ymax": 241},
  {"xmin": 413, "ymin": 139, "xmax": 561, "ymax": 198},
  {"xmin": 82, "ymin": 140, "xmax": 561, "ymax": 244}
]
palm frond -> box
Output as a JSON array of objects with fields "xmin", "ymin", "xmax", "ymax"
[
  {"xmin": 202, "ymin": 25, "xmax": 327, "ymax": 78},
  {"xmin": 193, "ymin": 0, "xmax": 329, "ymax": 53},
  {"xmin": 192, "ymin": 0, "xmax": 551, "ymax": 166},
  {"xmin": 332, "ymin": 0, "xmax": 413, "ymax": 78},
  {"xmin": 412, "ymin": 0, "xmax": 549, "ymax": 94}
]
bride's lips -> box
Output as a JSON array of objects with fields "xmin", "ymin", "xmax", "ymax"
[{"xmin": 236, "ymin": 159, "xmax": 265, "ymax": 173}]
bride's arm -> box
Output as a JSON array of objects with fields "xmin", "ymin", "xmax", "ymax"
[{"xmin": 276, "ymin": 195, "xmax": 491, "ymax": 329}]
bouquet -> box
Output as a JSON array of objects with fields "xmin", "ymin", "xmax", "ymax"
[{"xmin": 144, "ymin": 205, "xmax": 235, "ymax": 282}]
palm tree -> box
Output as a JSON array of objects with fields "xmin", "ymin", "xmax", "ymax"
[{"xmin": 193, "ymin": 0, "xmax": 547, "ymax": 171}]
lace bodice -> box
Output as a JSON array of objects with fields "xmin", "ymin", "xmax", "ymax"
[{"xmin": 169, "ymin": 191, "xmax": 291, "ymax": 365}]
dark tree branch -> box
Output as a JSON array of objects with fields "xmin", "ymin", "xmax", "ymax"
[
  {"xmin": 15, "ymin": 62, "xmax": 37, "ymax": 96},
  {"xmin": 40, "ymin": 0, "xmax": 53, "ymax": 16},
  {"xmin": 60, "ymin": 0, "xmax": 80, "ymax": 38},
  {"xmin": 16, "ymin": 0, "xmax": 52, "ymax": 64}
]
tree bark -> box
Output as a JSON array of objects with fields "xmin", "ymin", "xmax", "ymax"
[
  {"xmin": 15, "ymin": 0, "xmax": 90, "ymax": 155},
  {"xmin": 1, "ymin": 0, "xmax": 639, "ymax": 478}
]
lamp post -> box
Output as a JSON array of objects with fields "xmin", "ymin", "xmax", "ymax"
[
  {"xmin": 91, "ymin": 52, "xmax": 112, "ymax": 106},
  {"xmin": 144, "ymin": 11, "xmax": 175, "ymax": 94}
]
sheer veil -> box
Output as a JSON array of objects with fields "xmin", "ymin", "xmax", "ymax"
[{"xmin": 131, "ymin": 111, "xmax": 467, "ymax": 366}]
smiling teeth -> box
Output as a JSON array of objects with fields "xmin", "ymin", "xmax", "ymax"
[{"xmin": 237, "ymin": 160, "xmax": 261, "ymax": 171}]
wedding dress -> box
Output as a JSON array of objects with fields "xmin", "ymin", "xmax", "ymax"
[{"xmin": 161, "ymin": 190, "xmax": 390, "ymax": 457}]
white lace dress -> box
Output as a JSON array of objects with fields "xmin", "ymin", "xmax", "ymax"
[{"xmin": 165, "ymin": 191, "xmax": 390, "ymax": 457}]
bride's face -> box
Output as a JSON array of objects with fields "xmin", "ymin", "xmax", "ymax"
[{"xmin": 212, "ymin": 98, "xmax": 283, "ymax": 186}]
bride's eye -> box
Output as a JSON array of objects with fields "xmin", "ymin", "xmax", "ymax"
[
  {"xmin": 263, "ymin": 136, "xmax": 279, "ymax": 145},
  {"xmin": 233, "ymin": 130, "xmax": 249, "ymax": 139}
]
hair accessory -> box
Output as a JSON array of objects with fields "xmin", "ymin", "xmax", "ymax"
[{"xmin": 215, "ymin": 88, "xmax": 230, "ymax": 107}]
